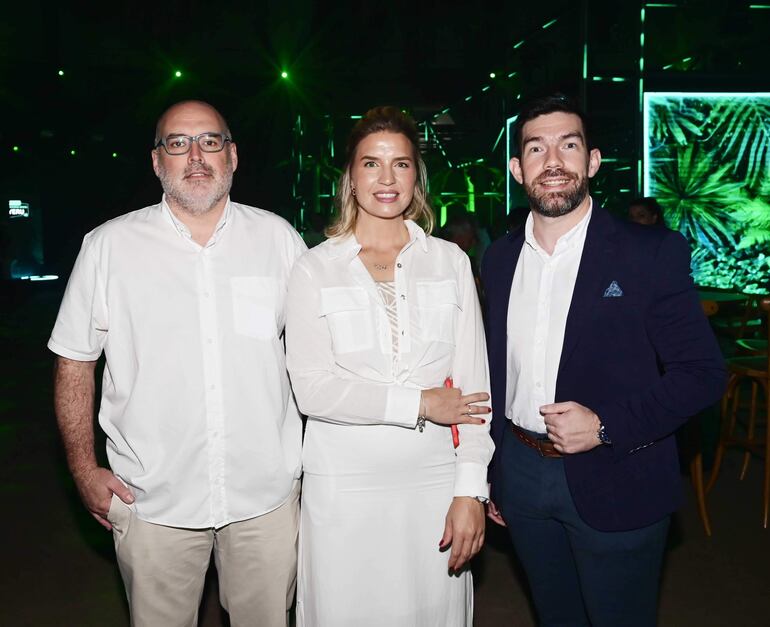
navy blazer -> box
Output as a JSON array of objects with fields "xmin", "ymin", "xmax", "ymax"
[{"xmin": 481, "ymin": 205, "xmax": 727, "ymax": 531}]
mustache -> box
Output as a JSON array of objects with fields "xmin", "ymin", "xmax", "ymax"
[
  {"xmin": 535, "ymin": 168, "xmax": 576, "ymax": 184},
  {"xmin": 184, "ymin": 163, "xmax": 214, "ymax": 177}
]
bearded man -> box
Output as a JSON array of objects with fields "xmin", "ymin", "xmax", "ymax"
[
  {"xmin": 49, "ymin": 100, "xmax": 306, "ymax": 627},
  {"xmin": 480, "ymin": 94, "xmax": 725, "ymax": 627}
]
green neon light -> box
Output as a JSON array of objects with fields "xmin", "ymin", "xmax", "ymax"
[
  {"xmin": 112, "ymin": 152, "xmax": 118, "ymax": 158},
  {"xmin": 482, "ymin": 85, "xmax": 491, "ymax": 91},
  {"xmin": 12, "ymin": 146, "xmax": 19, "ymax": 152},
  {"xmin": 508, "ymin": 71, "xmax": 517, "ymax": 78},
  {"xmin": 682, "ymin": 57, "xmax": 692, "ymax": 63},
  {"xmin": 492, "ymin": 125, "xmax": 505, "ymax": 153},
  {"xmin": 749, "ymin": 4, "xmax": 770, "ymax": 8},
  {"xmin": 465, "ymin": 95, "xmax": 473, "ymax": 101},
  {"xmin": 506, "ymin": 115, "xmax": 518, "ymax": 214},
  {"xmin": 513, "ymin": 40, "xmax": 524, "ymax": 49},
  {"xmin": 645, "ymin": 3, "xmax": 677, "ymax": 6},
  {"xmin": 619, "ymin": 188, "xmax": 631, "ymax": 193},
  {"xmin": 281, "ymin": 71, "xmax": 289, "ymax": 79},
  {"xmin": 542, "ymin": 18, "xmax": 558, "ymax": 29},
  {"xmin": 615, "ymin": 166, "xmax": 631, "ymax": 171},
  {"xmin": 70, "ymin": 149, "xmax": 76, "ymax": 156},
  {"xmin": 583, "ymin": 44, "xmax": 588, "ymax": 80},
  {"xmin": 489, "ymin": 72, "xmax": 496, "ymax": 79},
  {"xmin": 350, "ymin": 115, "xmax": 362, "ymax": 119},
  {"xmin": 440, "ymin": 205, "xmax": 447, "ymax": 227},
  {"xmin": 592, "ymin": 76, "xmax": 604, "ymax": 81},
  {"xmin": 663, "ymin": 64, "xmax": 674, "ymax": 70},
  {"xmin": 58, "ymin": 70, "xmax": 64, "ymax": 77},
  {"xmin": 441, "ymin": 108, "xmax": 450, "ymax": 114},
  {"xmin": 611, "ymin": 77, "xmax": 627, "ymax": 82},
  {"xmin": 174, "ymin": 70, "xmax": 182, "ymax": 78}
]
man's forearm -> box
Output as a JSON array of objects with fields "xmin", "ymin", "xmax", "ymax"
[{"xmin": 53, "ymin": 356, "xmax": 99, "ymax": 480}]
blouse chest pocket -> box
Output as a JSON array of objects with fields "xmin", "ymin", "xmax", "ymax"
[
  {"xmin": 231, "ymin": 276, "xmax": 280, "ymax": 340},
  {"xmin": 416, "ymin": 280, "xmax": 461, "ymax": 344},
  {"xmin": 320, "ymin": 287, "xmax": 374, "ymax": 354}
]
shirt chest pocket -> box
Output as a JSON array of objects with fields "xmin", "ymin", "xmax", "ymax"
[
  {"xmin": 416, "ymin": 280, "xmax": 461, "ymax": 344},
  {"xmin": 320, "ymin": 287, "xmax": 374, "ymax": 354},
  {"xmin": 231, "ymin": 277, "xmax": 280, "ymax": 340}
]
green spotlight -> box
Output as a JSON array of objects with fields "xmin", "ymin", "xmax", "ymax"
[
  {"xmin": 70, "ymin": 149, "xmax": 76, "ymax": 156},
  {"xmin": 12, "ymin": 145, "xmax": 20, "ymax": 153},
  {"xmin": 58, "ymin": 69, "xmax": 64, "ymax": 77},
  {"xmin": 489, "ymin": 72, "xmax": 496, "ymax": 79},
  {"xmin": 281, "ymin": 71, "xmax": 289, "ymax": 79},
  {"xmin": 112, "ymin": 152, "xmax": 118, "ymax": 158},
  {"xmin": 174, "ymin": 70, "xmax": 182, "ymax": 78}
]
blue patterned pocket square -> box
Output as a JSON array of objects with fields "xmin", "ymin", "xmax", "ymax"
[{"xmin": 603, "ymin": 281, "xmax": 624, "ymax": 297}]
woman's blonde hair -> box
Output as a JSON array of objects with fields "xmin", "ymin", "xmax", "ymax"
[{"xmin": 326, "ymin": 106, "xmax": 435, "ymax": 238}]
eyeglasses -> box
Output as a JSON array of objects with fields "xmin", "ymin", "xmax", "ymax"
[{"xmin": 154, "ymin": 132, "xmax": 232, "ymax": 155}]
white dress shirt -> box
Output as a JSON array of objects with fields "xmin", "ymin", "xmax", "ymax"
[
  {"xmin": 286, "ymin": 220, "xmax": 493, "ymax": 498},
  {"xmin": 49, "ymin": 197, "xmax": 307, "ymax": 528},
  {"xmin": 506, "ymin": 203, "xmax": 592, "ymax": 433}
]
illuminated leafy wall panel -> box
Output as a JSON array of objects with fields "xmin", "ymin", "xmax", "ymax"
[{"xmin": 644, "ymin": 92, "xmax": 770, "ymax": 294}]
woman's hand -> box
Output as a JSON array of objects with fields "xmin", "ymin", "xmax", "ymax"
[
  {"xmin": 421, "ymin": 387, "xmax": 490, "ymax": 426},
  {"xmin": 439, "ymin": 497, "xmax": 486, "ymax": 572}
]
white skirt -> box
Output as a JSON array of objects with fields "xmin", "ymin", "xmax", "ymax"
[{"xmin": 296, "ymin": 463, "xmax": 473, "ymax": 627}]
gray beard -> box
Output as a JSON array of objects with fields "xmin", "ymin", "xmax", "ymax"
[
  {"xmin": 525, "ymin": 171, "xmax": 589, "ymax": 218},
  {"xmin": 158, "ymin": 160, "xmax": 234, "ymax": 216}
]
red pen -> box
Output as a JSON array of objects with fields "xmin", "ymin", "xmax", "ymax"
[{"xmin": 444, "ymin": 377, "xmax": 460, "ymax": 448}]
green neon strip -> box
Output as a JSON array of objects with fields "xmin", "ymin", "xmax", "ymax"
[
  {"xmin": 350, "ymin": 115, "xmax": 362, "ymax": 119},
  {"xmin": 662, "ymin": 64, "xmax": 674, "ymax": 70},
  {"xmin": 513, "ymin": 40, "xmax": 524, "ymax": 49},
  {"xmin": 508, "ymin": 71, "xmax": 517, "ymax": 78},
  {"xmin": 583, "ymin": 44, "xmax": 588, "ymax": 80},
  {"xmin": 465, "ymin": 95, "xmax": 473, "ymax": 101},
  {"xmin": 749, "ymin": 4, "xmax": 770, "ymax": 8},
  {"xmin": 441, "ymin": 108, "xmax": 450, "ymax": 114},
  {"xmin": 482, "ymin": 85, "xmax": 491, "ymax": 91},
  {"xmin": 615, "ymin": 166, "xmax": 632, "ymax": 171},
  {"xmin": 645, "ymin": 3, "xmax": 677, "ymax": 7},
  {"xmin": 682, "ymin": 57, "xmax": 692, "ymax": 62},
  {"xmin": 619, "ymin": 188, "xmax": 631, "ymax": 193},
  {"xmin": 592, "ymin": 76, "xmax": 604, "ymax": 81},
  {"xmin": 492, "ymin": 125, "xmax": 505, "ymax": 152},
  {"xmin": 611, "ymin": 77, "xmax": 627, "ymax": 82},
  {"xmin": 542, "ymin": 18, "xmax": 558, "ymax": 29},
  {"xmin": 506, "ymin": 115, "xmax": 518, "ymax": 215},
  {"xmin": 440, "ymin": 205, "xmax": 447, "ymax": 227}
]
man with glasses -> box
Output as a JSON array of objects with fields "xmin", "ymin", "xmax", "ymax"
[{"xmin": 49, "ymin": 100, "xmax": 306, "ymax": 626}]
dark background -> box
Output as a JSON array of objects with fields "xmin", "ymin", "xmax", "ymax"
[{"xmin": 3, "ymin": 0, "xmax": 768, "ymax": 277}]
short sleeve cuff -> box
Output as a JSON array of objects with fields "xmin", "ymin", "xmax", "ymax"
[
  {"xmin": 384, "ymin": 386, "xmax": 422, "ymax": 428},
  {"xmin": 47, "ymin": 338, "xmax": 101, "ymax": 362},
  {"xmin": 453, "ymin": 462, "xmax": 489, "ymax": 498}
]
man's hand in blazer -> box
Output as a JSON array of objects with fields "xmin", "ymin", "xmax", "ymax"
[{"xmin": 541, "ymin": 401, "xmax": 603, "ymax": 454}]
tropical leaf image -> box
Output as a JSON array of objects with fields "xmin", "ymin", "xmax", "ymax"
[
  {"xmin": 732, "ymin": 197, "xmax": 770, "ymax": 250},
  {"xmin": 650, "ymin": 144, "xmax": 743, "ymax": 251},
  {"xmin": 649, "ymin": 98, "xmax": 704, "ymax": 148},
  {"xmin": 706, "ymin": 97, "xmax": 770, "ymax": 190}
]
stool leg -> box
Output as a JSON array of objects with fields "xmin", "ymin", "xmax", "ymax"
[
  {"xmin": 761, "ymin": 380, "xmax": 769, "ymax": 529},
  {"xmin": 709, "ymin": 374, "xmax": 740, "ymax": 492},
  {"xmin": 691, "ymin": 452, "xmax": 712, "ymax": 536},
  {"xmin": 740, "ymin": 381, "xmax": 759, "ymax": 481}
]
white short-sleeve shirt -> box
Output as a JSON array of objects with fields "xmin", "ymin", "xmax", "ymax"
[{"xmin": 49, "ymin": 197, "xmax": 307, "ymax": 528}]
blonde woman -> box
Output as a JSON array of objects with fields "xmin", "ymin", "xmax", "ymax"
[{"xmin": 286, "ymin": 107, "xmax": 493, "ymax": 627}]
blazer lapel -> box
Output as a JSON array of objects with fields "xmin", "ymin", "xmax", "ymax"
[{"xmin": 557, "ymin": 207, "xmax": 617, "ymax": 379}]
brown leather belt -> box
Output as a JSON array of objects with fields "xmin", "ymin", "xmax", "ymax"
[{"xmin": 512, "ymin": 424, "xmax": 563, "ymax": 458}]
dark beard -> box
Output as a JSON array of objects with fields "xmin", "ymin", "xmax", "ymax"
[{"xmin": 524, "ymin": 169, "xmax": 589, "ymax": 218}]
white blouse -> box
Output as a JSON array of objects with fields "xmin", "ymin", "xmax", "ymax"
[{"xmin": 286, "ymin": 220, "xmax": 493, "ymax": 498}]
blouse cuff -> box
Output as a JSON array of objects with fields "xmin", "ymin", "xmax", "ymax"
[
  {"xmin": 453, "ymin": 462, "xmax": 489, "ymax": 499},
  {"xmin": 384, "ymin": 386, "xmax": 422, "ymax": 428}
]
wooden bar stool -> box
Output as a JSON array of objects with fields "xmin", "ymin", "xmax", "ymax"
[{"xmin": 707, "ymin": 297, "xmax": 770, "ymax": 527}]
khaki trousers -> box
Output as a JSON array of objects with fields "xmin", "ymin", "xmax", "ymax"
[{"xmin": 108, "ymin": 482, "xmax": 299, "ymax": 627}]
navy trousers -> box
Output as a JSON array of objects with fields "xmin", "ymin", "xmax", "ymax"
[{"xmin": 498, "ymin": 426, "xmax": 669, "ymax": 627}]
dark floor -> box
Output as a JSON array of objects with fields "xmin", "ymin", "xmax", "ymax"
[{"xmin": 1, "ymin": 282, "xmax": 769, "ymax": 626}]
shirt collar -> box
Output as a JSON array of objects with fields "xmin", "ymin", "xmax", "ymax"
[
  {"xmin": 325, "ymin": 219, "xmax": 429, "ymax": 260},
  {"xmin": 161, "ymin": 195, "xmax": 232, "ymax": 246},
  {"xmin": 524, "ymin": 197, "xmax": 593, "ymax": 256}
]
